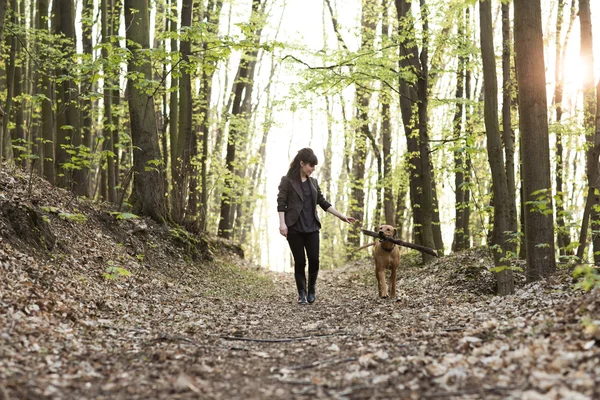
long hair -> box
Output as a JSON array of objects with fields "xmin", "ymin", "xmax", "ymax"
[{"xmin": 286, "ymin": 148, "xmax": 318, "ymax": 181}]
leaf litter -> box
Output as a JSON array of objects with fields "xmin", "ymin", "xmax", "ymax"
[{"xmin": 0, "ymin": 164, "xmax": 599, "ymax": 399}]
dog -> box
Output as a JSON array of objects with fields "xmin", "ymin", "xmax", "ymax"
[{"xmin": 357, "ymin": 225, "xmax": 401, "ymax": 298}]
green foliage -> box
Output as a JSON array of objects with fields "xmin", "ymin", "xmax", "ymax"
[
  {"xmin": 109, "ymin": 211, "xmax": 139, "ymax": 220},
  {"xmin": 490, "ymin": 265, "xmax": 523, "ymax": 274},
  {"xmin": 573, "ymin": 265, "xmax": 600, "ymax": 291},
  {"xmin": 103, "ymin": 263, "xmax": 132, "ymax": 281},
  {"xmin": 526, "ymin": 189, "xmax": 553, "ymax": 216},
  {"xmin": 58, "ymin": 212, "xmax": 87, "ymax": 223},
  {"xmin": 60, "ymin": 144, "xmax": 94, "ymax": 172}
]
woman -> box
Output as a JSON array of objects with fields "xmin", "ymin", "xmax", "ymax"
[{"xmin": 277, "ymin": 148, "xmax": 356, "ymax": 304}]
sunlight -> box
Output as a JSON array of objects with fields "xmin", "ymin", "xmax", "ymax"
[{"xmin": 562, "ymin": 54, "xmax": 594, "ymax": 89}]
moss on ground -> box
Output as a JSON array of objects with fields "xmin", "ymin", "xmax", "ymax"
[{"xmin": 201, "ymin": 262, "xmax": 276, "ymax": 300}]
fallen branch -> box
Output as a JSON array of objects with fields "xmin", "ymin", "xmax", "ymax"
[
  {"xmin": 423, "ymin": 386, "xmax": 515, "ymax": 398},
  {"xmin": 151, "ymin": 334, "xmax": 249, "ymax": 351},
  {"xmin": 220, "ymin": 335, "xmax": 310, "ymax": 343},
  {"xmin": 220, "ymin": 332, "xmax": 352, "ymax": 343},
  {"xmin": 284, "ymin": 356, "xmax": 357, "ymax": 371},
  {"xmin": 362, "ymin": 229, "xmax": 438, "ymax": 257}
]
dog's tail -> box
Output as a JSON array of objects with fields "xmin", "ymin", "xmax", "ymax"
[{"xmin": 355, "ymin": 242, "xmax": 376, "ymax": 252}]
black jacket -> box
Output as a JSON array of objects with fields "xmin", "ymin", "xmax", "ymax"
[{"xmin": 277, "ymin": 176, "xmax": 332, "ymax": 228}]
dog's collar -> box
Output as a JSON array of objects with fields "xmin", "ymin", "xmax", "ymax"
[{"xmin": 379, "ymin": 239, "xmax": 395, "ymax": 252}]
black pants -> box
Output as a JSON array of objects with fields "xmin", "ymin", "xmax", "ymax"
[{"xmin": 287, "ymin": 231, "xmax": 320, "ymax": 276}]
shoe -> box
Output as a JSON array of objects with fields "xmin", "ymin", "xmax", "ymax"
[
  {"xmin": 307, "ymin": 273, "xmax": 318, "ymax": 304},
  {"xmin": 295, "ymin": 273, "xmax": 307, "ymax": 305}
]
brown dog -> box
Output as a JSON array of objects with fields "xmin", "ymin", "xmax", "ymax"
[{"xmin": 357, "ymin": 225, "xmax": 401, "ymax": 298}]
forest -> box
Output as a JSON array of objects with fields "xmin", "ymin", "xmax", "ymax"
[
  {"xmin": 1, "ymin": 1, "xmax": 600, "ymax": 398},
  {"xmin": 0, "ymin": 0, "xmax": 599, "ymax": 290}
]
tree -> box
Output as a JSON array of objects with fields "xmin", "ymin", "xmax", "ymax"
[
  {"xmin": 394, "ymin": 0, "xmax": 437, "ymax": 260},
  {"xmin": 552, "ymin": 0, "xmax": 577, "ymax": 257},
  {"xmin": 218, "ymin": 0, "xmax": 264, "ymax": 239},
  {"xmin": 576, "ymin": 0, "xmax": 599, "ymax": 264},
  {"xmin": 53, "ymin": 0, "xmax": 80, "ymax": 190},
  {"xmin": 124, "ymin": 0, "xmax": 166, "ymax": 222},
  {"xmin": 199, "ymin": 0, "xmax": 224, "ymax": 232},
  {"xmin": 171, "ymin": 0, "xmax": 193, "ymax": 225},
  {"xmin": 452, "ymin": 6, "xmax": 469, "ymax": 252},
  {"xmin": 479, "ymin": 0, "xmax": 513, "ymax": 294},
  {"xmin": 514, "ymin": 0, "xmax": 556, "ymax": 280}
]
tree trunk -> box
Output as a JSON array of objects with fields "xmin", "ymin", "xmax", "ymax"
[
  {"xmin": 576, "ymin": 0, "xmax": 599, "ymax": 264},
  {"xmin": 0, "ymin": 0, "xmax": 8, "ymax": 164},
  {"xmin": 479, "ymin": 0, "xmax": 514, "ymax": 294},
  {"xmin": 53, "ymin": 0, "xmax": 79, "ymax": 190},
  {"xmin": 218, "ymin": 0, "xmax": 263, "ymax": 239},
  {"xmin": 501, "ymin": 1, "xmax": 518, "ymax": 239},
  {"xmin": 553, "ymin": 0, "xmax": 576, "ymax": 257},
  {"xmin": 172, "ymin": 0, "xmax": 193, "ymax": 225},
  {"xmin": 452, "ymin": 8, "xmax": 467, "ymax": 252},
  {"xmin": 199, "ymin": 0, "xmax": 223, "ymax": 232},
  {"xmin": 514, "ymin": 0, "xmax": 556, "ymax": 280},
  {"xmin": 381, "ymin": 0, "xmax": 394, "ymax": 226},
  {"xmin": 38, "ymin": 0, "xmax": 54, "ymax": 184},
  {"xmin": 78, "ymin": 0, "xmax": 94, "ymax": 197},
  {"xmin": 124, "ymin": 0, "xmax": 166, "ymax": 222},
  {"xmin": 2, "ymin": 2, "xmax": 15, "ymax": 163},
  {"xmin": 168, "ymin": 0, "xmax": 178, "ymax": 210},
  {"xmin": 101, "ymin": 0, "xmax": 117, "ymax": 201},
  {"xmin": 395, "ymin": 0, "xmax": 436, "ymax": 260}
]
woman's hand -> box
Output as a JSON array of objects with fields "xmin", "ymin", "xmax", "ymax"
[
  {"xmin": 339, "ymin": 215, "xmax": 357, "ymax": 224},
  {"xmin": 279, "ymin": 224, "xmax": 288, "ymax": 237}
]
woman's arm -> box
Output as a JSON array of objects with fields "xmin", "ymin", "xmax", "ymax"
[
  {"xmin": 326, "ymin": 206, "xmax": 357, "ymax": 223},
  {"xmin": 279, "ymin": 211, "xmax": 288, "ymax": 237},
  {"xmin": 277, "ymin": 176, "xmax": 289, "ymax": 237}
]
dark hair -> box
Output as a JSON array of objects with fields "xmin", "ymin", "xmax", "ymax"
[{"xmin": 286, "ymin": 148, "xmax": 318, "ymax": 180}]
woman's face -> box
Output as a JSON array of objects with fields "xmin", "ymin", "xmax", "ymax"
[{"xmin": 300, "ymin": 161, "xmax": 315, "ymax": 178}]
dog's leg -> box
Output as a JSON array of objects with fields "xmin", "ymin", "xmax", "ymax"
[
  {"xmin": 375, "ymin": 262, "xmax": 388, "ymax": 298},
  {"xmin": 389, "ymin": 265, "xmax": 398, "ymax": 299}
]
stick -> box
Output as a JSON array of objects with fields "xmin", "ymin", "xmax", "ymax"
[
  {"xmin": 284, "ymin": 357, "xmax": 357, "ymax": 371},
  {"xmin": 220, "ymin": 336, "xmax": 310, "ymax": 343},
  {"xmin": 361, "ymin": 229, "xmax": 438, "ymax": 257}
]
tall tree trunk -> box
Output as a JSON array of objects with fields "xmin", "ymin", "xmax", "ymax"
[
  {"xmin": 553, "ymin": 0, "xmax": 576, "ymax": 257},
  {"xmin": 501, "ymin": 1, "xmax": 518, "ymax": 239},
  {"xmin": 0, "ymin": 0, "xmax": 7, "ymax": 164},
  {"xmin": 168, "ymin": 0, "xmax": 178, "ymax": 211},
  {"xmin": 452, "ymin": 8, "xmax": 467, "ymax": 252},
  {"xmin": 78, "ymin": 0, "xmax": 94, "ymax": 197},
  {"xmin": 39, "ymin": 0, "xmax": 54, "ymax": 184},
  {"xmin": 218, "ymin": 0, "xmax": 263, "ymax": 239},
  {"xmin": 2, "ymin": 1, "xmax": 15, "ymax": 163},
  {"xmin": 381, "ymin": 90, "xmax": 394, "ymax": 225},
  {"xmin": 199, "ymin": 0, "xmax": 223, "ymax": 232},
  {"xmin": 11, "ymin": 0, "xmax": 25, "ymax": 166},
  {"xmin": 395, "ymin": 0, "xmax": 436, "ymax": 259},
  {"xmin": 576, "ymin": 0, "xmax": 599, "ymax": 264},
  {"xmin": 514, "ymin": 0, "xmax": 556, "ymax": 280},
  {"xmin": 124, "ymin": 0, "xmax": 166, "ymax": 222},
  {"xmin": 172, "ymin": 0, "xmax": 193, "ymax": 225},
  {"xmin": 479, "ymin": 0, "xmax": 514, "ymax": 295},
  {"xmin": 53, "ymin": 0, "xmax": 79, "ymax": 190},
  {"xmin": 348, "ymin": 0, "xmax": 377, "ymax": 247},
  {"xmin": 381, "ymin": 0, "xmax": 394, "ymax": 226}
]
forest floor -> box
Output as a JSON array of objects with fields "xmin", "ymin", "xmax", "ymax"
[{"xmin": 1, "ymin": 164, "xmax": 599, "ymax": 400}]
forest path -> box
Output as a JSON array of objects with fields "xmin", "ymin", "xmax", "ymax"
[
  {"xmin": 0, "ymin": 165, "xmax": 597, "ymax": 400},
  {"xmin": 4, "ymin": 249, "xmax": 598, "ymax": 400}
]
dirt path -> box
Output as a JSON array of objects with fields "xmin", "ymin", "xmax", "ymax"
[
  {"xmin": 3, "ymin": 248, "xmax": 598, "ymax": 400},
  {"xmin": 1, "ymin": 164, "xmax": 598, "ymax": 400}
]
